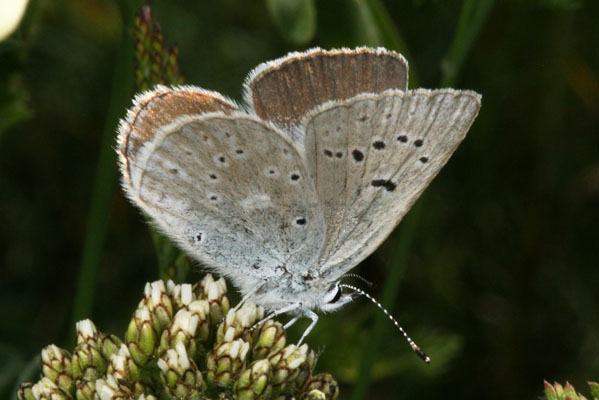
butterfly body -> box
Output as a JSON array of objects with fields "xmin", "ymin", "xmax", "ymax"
[{"xmin": 117, "ymin": 47, "xmax": 481, "ymax": 335}]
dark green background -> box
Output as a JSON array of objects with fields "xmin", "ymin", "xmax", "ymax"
[{"xmin": 1, "ymin": 0, "xmax": 598, "ymax": 399}]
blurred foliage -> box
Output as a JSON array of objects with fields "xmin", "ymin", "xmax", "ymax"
[
  {"xmin": 1, "ymin": 0, "xmax": 598, "ymax": 400},
  {"xmin": 266, "ymin": 0, "xmax": 316, "ymax": 45}
]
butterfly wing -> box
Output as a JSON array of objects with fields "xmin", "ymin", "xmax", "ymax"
[
  {"xmin": 244, "ymin": 47, "xmax": 408, "ymax": 138},
  {"xmin": 118, "ymin": 86, "xmax": 326, "ymax": 292},
  {"xmin": 299, "ymin": 89, "xmax": 481, "ymax": 280}
]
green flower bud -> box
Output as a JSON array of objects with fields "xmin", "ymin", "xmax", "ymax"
[
  {"xmin": 98, "ymin": 333, "xmax": 123, "ymax": 361},
  {"xmin": 134, "ymin": 5, "xmax": 183, "ymax": 90},
  {"xmin": 553, "ymin": 382, "xmax": 565, "ymax": 398},
  {"xmin": 206, "ymin": 339, "xmax": 250, "ymax": 387},
  {"xmin": 303, "ymin": 389, "xmax": 326, "ymax": 400},
  {"xmin": 157, "ymin": 342, "xmax": 206, "ymax": 399},
  {"xmin": 40, "ymin": 344, "xmax": 74, "ymax": 394},
  {"xmin": 137, "ymin": 393, "xmax": 158, "ymax": 400},
  {"xmin": 292, "ymin": 347, "xmax": 316, "ymax": 392},
  {"xmin": 125, "ymin": 307, "xmax": 158, "ymax": 366},
  {"xmin": 142, "ymin": 280, "xmax": 175, "ymax": 334},
  {"xmin": 252, "ymin": 320, "xmax": 286, "ymax": 361},
  {"xmin": 544, "ymin": 381, "xmax": 558, "ymax": 400},
  {"xmin": 137, "ymin": 395, "xmax": 158, "ymax": 400},
  {"xmin": 158, "ymin": 309, "xmax": 199, "ymax": 359},
  {"xmin": 234, "ymin": 359, "xmax": 272, "ymax": 400},
  {"xmin": 71, "ymin": 320, "xmax": 110, "ymax": 380},
  {"xmin": 31, "ymin": 377, "xmax": 71, "ymax": 400},
  {"xmin": 75, "ymin": 320, "xmax": 99, "ymax": 346},
  {"xmin": 194, "ymin": 275, "xmax": 231, "ymax": 326},
  {"xmin": 95, "ymin": 375, "xmax": 133, "ymax": 399},
  {"xmin": 71, "ymin": 343, "xmax": 107, "ymax": 381},
  {"xmin": 107, "ymin": 344, "xmax": 141, "ymax": 384},
  {"xmin": 74, "ymin": 379, "xmax": 95, "ymax": 400},
  {"xmin": 188, "ymin": 299, "xmax": 211, "ymax": 346},
  {"xmin": 589, "ymin": 382, "xmax": 599, "ymax": 400},
  {"xmin": 544, "ymin": 381, "xmax": 591, "ymax": 400},
  {"xmin": 216, "ymin": 303, "xmax": 264, "ymax": 345},
  {"xmin": 17, "ymin": 383, "xmax": 35, "ymax": 400},
  {"xmin": 302, "ymin": 373, "xmax": 338, "ymax": 400},
  {"xmin": 167, "ymin": 282, "xmax": 196, "ymax": 311},
  {"xmin": 563, "ymin": 382, "xmax": 583, "ymax": 400},
  {"xmin": 268, "ymin": 344, "xmax": 309, "ymax": 395}
]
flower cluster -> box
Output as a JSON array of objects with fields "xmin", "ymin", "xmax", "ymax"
[
  {"xmin": 544, "ymin": 380, "xmax": 599, "ymax": 400},
  {"xmin": 17, "ymin": 275, "xmax": 338, "ymax": 400},
  {"xmin": 134, "ymin": 5, "xmax": 184, "ymax": 92}
]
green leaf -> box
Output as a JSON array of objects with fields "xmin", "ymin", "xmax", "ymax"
[
  {"xmin": 349, "ymin": 0, "xmax": 382, "ymax": 47},
  {"xmin": 266, "ymin": 0, "xmax": 316, "ymax": 45},
  {"xmin": 441, "ymin": 0, "xmax": 495, "ymax": 87}
]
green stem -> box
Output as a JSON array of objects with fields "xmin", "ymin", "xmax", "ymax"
[
  {"xmin": 441, "ymin": 0, "xmax": 495, "ymax": 87},
  {"xmin": 68, "ymin": 1, "xmax": 136, "ymax": 345}
]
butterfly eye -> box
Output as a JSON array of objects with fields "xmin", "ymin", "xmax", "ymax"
[{"xmin": 328, "ymin": 286, "xmax": 342, "ymax": 304}]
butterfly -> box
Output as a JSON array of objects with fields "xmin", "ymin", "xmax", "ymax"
[{"xmin": 117, "ymin": 47, "xmax": 481, "ymax": 361}]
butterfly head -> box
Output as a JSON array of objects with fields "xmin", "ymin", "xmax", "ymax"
[{"xmin": 318, "ymin": 282, "xmax": 356, "ymax": 312}]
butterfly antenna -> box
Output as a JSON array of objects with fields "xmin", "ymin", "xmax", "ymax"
[
  {"xmin": 339, "ymin": 283, "xmax": 431, "ymax": 364},
  {"xmin": 342, "ymin": 273, "xmax": 375, "ymax": 287}
]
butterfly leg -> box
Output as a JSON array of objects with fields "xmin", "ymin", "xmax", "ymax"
[
  {"xmin": 250, "ymin": 302, "xmax": 301, "ymax": 332},
  {"xmin": 284, "ymin": 316, "xmax": 300, "ymax": 330},
  {"xmin": 231, "ymin": 284, "xmax": 263, "ymax": 312},
  {"xmin": 297, "ymin": 308, "xmax": 319, "ymax": 345}
]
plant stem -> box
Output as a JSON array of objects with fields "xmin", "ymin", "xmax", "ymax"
[
  {"xmin": 68, "ymin": 1, "xmax": 136, "ymax": 346},
  {"xmin": 441, "ymin": 0, "xmax": 495, "ymax": 87}
]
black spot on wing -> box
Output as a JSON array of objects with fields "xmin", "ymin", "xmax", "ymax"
[
  {"xmin": 371, "ymin": 179, "xmax": 396, "ymax": 192},
  {"xmin": 352, "ymin": 149, "xmax": 364, "ymax": 162},
  {"xmin": 373, "ymin": 141, "xmax": 386, "ymax": 150}
]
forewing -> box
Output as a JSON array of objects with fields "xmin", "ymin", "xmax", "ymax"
[
  {"xmin": 118, "ymin": 86, "xmax": 326, "ymax": 287},
  {"xmin": 301, "ymin": 89, "xmax": 481, "ymax": 279},
  {"xmin": 119, "ymin": 85, "xmax": 238, "ymax": 184},
  {"xmin": 244, "ymin": 47, "xmax": 408, "ymax": 137}
]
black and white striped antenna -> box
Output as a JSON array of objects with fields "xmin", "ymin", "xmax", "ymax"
[{"xmin": 339, "ymin": 283, "xmax": 430, "ymax": 363}]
